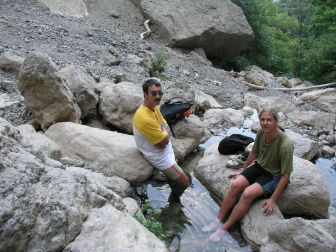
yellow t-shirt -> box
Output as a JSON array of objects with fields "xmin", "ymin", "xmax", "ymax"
[{"xmin": 133, "ymin": 104, "xmax": 168, "ymax": 145}]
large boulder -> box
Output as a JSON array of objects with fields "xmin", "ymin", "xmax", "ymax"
[
  {"xmin": 286, "ymin": 110, "xmax": 336, "ymax": 131},
  {"xmin": 0, "ymin": 50, "xmax": 25, "ymax": 74},
  {"xmin": 299, "ymin": 88, "xmax": 336, "ymax": 113},
  {"xmin": 245, "ymin": 65, "xmax": 275, "ymax": 87},
  {"xmin": 244, "ymin": 93, "xmax": 297, "ymax": 114},
  {"xmin": 277, "ymin": 156, "xmax": 330, "ymax": 218},
  {"xmin": 64, "ymin": 205, "xmax": 168, "ymax": 252},
  {"xmin": 171, "ymin": 115, "xmax": 205, "ymax": 161},
  {"xmin": 60, "ymin": 65, "xmax": 99, "ymax": 119},
  {"xmin": 18, "ymin": 52, "xmax": 81, "ymax": 131},
  {"xmin": 99, "ymin": 82, "xmax": 143, "ymax": 134},
  {"xmin": 285, "ymin": 129, "xmax": 319, "ymax": 160},
  {"xmin": 194, "ymin": 90, "xmax": 222, "ymax": 114},
  {"xmin": 132, "ymin": 0, "xmax": 253, "ymax": 61},
  {"xmin": 0, "ymin": 117, "xmax": 126, "ymax": 251},
  {"xmin": 260, "ymin": 218, "xmax": 336, "ymax": 252},
  {"xmin": 45, "ymin": 122, "xmax": 153, "ymax": 183},
  {"xmin": 241, "ymin": 200, "xmax": 284, "ymax": 250},
  {"xmin": 37, "ymin": 0, "xmax": 88, "ymax": 17},
  {"xmin": 195, "ymin": 145, "xmax": 330, "ymax": 218}
]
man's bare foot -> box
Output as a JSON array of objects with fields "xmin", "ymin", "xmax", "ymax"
[
  {"xmin": 209, "ymin": 228, "xmax": 229, "ymax": 242},
  {"xmin": 201, "ymin": 218, "xmax": 221, "ymax": 232}
]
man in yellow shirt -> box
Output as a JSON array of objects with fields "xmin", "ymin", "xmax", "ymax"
[{"xmin": 133, "ymin": 78, "xmax": 189, "ymax": 202}]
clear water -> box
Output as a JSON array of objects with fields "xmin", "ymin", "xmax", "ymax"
[
  {"xmin": 147, "ymin": 175, "xmax": 251, "ymax": 252},
  {"xmin": 315, "ymin": 157, "xmax": 336, "ymax": 216}
]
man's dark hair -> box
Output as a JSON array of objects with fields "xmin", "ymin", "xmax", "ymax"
[{"xmin": 142, "ymin": 78, "xmax": 161, "ymax": 93}]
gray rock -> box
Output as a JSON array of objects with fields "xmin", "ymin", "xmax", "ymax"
[
  {"xmin": 244, "ymin": 93, "xmax": 297, "ymax": 114},
  {"xmin": 299, "ymin": 88, "xmax": 336, "ymax": 113},
  {"xmin": 99, "ymin": 81, "xmax": 143, "ymax": 133},
  {"xmin": 0, "ymin": 50, "xmax": 25, "ymax": 74},
  {"xmin": 260, "ymin": 218, "xmax": 336, "ymax": 252},
  {"xmin": 60, "ymin": 64, "xmax": 99, "ymax": 119},
  {"xmin": 37, "ymin": 0, "xmax": 88, "ymax": 17},
  {"xmin": 132, "ymin": 0, "xmax": 253, "ymax": 61},
  {"xmin": 64, "ymin": 205, "xmax": 168, "ymax": 252},
  {"xmin": 286, "ymin": 129, "xmax": 319, "ymax": 160},
  {"xmin": 245, "ymin": 65, "xmax": 274, "ymax": 87},
  {"xmin": 0, "ymin": 118, "xmax": 126, "ymax": 252},
  {"xmin": 286, "ymin": 110, "xmax": 336, "ymax": 131},
  {"xmin": 17, "ymin": 124, "xmax": 62, "ymax": 160},
  {"xmin": 18, "ymin": 52, "xmax": 81, "ymax": 130},
  {"xmin": 45, "ymin": 122, "xmax": 153, "ymax": 183},
  {"xmin": 241, "ymin": 200, "xmax": 284, "ymax": 250},
  {"xmin": 277, "ymin": 156, "xmax": 330, "ymax": 218}
]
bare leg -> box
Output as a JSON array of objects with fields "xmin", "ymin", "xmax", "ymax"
[
  {"xmin": 202, "ymin": 175, "xmax": 249, "ymax": 232},
  {"xmin": 210, "ymin": 183, "xmax": 263, "ymax": 242},
  {"xmin": 168, "ymin": 172, "xmax": 189, "ymax": 203}
]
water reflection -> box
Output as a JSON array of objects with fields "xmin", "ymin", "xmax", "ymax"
[
  {"xmin": 147, "ymin": 176, "xmax": 251, "ymax": 252},
  {"xmin": 315, "ymin": 157, "xmax": 336, "ymax": 216}
]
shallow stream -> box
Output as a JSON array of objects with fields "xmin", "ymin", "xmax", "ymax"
[{"xmin": 145, "ymin": 120, "xmax": 336, "ymax": 251}]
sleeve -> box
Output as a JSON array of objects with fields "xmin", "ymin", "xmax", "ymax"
[{"xmin": 280, "ymin": 140, "xmax": 294, "ymax": 174}]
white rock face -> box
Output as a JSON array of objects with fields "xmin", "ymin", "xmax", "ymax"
[
  {"xmin": 299, "ymin": 88, "xmax": 336, "ymax": 113},
  {"xmin": 63, "ymin": 205, "xmax": 168, "ymax": 252},
  {"xmin": 99, "ymin": 82, "xmax": 143, "ymax": 134},
  {"xmin": 45, "ymin": 122, "xmax": 153, "ymax": 183},
  {"xmin": 260, "ymin": 218, "xmax": 336, "ymax": 252},
  {"xmin": 285, "ymin": 129, "xmax": 319, "ymax": 160},
  {"xmin": 18, "ymin": 52, "xmax": 81, "ymax": 130},
  {"xmin": 38, "ymin": 0, "xmax": 88, "ymax": 17}
]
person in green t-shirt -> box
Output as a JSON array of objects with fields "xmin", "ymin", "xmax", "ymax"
[{"xmin": 202, "ymin": 107, "xmax": 294, "ymax": 242}]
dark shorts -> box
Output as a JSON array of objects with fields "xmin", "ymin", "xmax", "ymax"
[{"xmin": 240, "ymin": 162, "xmax": 281, "ymax": 197}]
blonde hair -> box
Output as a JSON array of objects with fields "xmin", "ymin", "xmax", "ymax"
[{"xmin": 258, "ymin": 107, "xmax": 284, "ymax": 131}]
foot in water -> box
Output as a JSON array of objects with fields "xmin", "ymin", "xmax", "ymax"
[
  {"xmin": 209, "ymin": 228, "xmax": 229, "ymax": 242},
  {"xmin": 201, "ymin": 218, "xmax": 221, "ymax": 232}
]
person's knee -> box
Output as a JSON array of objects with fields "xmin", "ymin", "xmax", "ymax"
[
  {"xmin": 175, "ymin": 173, "xmax": 189, "ymax": 189},
  {"xmin": 229, "ymin": 179, "xmax": 245, "ymax": 194},
  {"xmin": 240, "ymin": 187, "xmax": 260, "ymax": 202}
]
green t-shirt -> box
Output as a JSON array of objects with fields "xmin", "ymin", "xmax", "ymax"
[{"xmin": 252, "ymin": 129, "xmax": 294, "ymax": 176}]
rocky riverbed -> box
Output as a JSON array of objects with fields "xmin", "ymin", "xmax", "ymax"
[{"xmin": 1, "ymin": 1, "xmax": 336, "ymax": 251}]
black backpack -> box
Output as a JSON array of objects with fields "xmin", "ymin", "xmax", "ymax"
[
  {"xmin": 218, "ymin": 134, "xmax": 254, "ymax": 155},
  {"xmin": 160, "ymin": 97, "xmax": 193, "ymax": 136}
]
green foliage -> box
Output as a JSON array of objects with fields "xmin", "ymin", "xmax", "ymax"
[
  {"xmin": 229, "ymin": 0, "xmax": 298, "ymax": 75},
  {"xmin": 134, "ymin": 203, "xmax": 170, "ymax": 241},
  {"xmin": 230, "ymin": 0, "xmax": 335, "ymax": 83},
  {"xmin": 149, "ymin": 50, "xmax": 169, "ymax": 80}
]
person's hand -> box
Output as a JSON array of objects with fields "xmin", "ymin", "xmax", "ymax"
[
  {"xmin": 262, "ymin": 198, "xmax": 276, "ymax": 216},
  {"xmin": 227, "ymin": 171, "xmax": 240, "ymax": 179}
]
